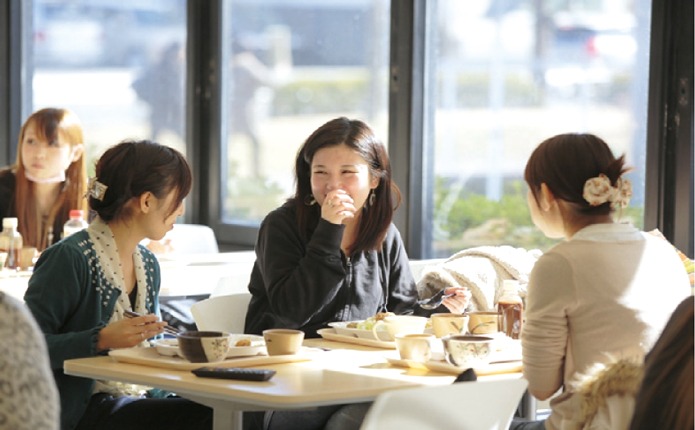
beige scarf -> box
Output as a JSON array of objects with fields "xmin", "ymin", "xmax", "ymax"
[{"xmin": 88, "ymin": 217, "xmax": 152, "ymax": 397}]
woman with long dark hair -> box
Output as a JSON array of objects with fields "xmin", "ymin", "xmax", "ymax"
[
  {"xmin": 244, "ymin": 117, "xmax": 469, "ymax": 430},
  {"xmin": 0, "ymin": 107, "xmax": 88, "ymax": 250}
]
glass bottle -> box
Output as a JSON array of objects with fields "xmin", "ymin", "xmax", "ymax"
[
  {"xmin": 63, "ymin": 209, "xmax": 88, "ymax": 239},
  {"xmin": 497, "ymin": 280, "xmax": 523, "ymax": 339},
  {"xmin": 0, "ymin": 217, "xmax": 23, "ymax": 270}
]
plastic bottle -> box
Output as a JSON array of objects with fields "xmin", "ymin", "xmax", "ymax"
[
  {"xmin": 497, "ymin": 280, "xmax": 523, "ymax": 339},
  {"xmin": 0, "ymin": 217, "xmax": 23, "ymax": 270},
  {"xmin": 63, "ymin": 209, "xmax": 88, "ymax": 238}
]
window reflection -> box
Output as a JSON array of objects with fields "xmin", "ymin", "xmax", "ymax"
[
  {"xmin": 31, "ymin": 0, "xmax": 187, "ymax": 168},
  {"xmin": 221, "ymin": 0, "xmax": 391, "ymax": 224},
  {"xmin": 428, "ymin": 0, "xmax": 649, "ymax": 257}
]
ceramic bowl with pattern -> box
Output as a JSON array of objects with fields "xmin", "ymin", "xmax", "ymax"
[
  {"xmin": 442, "ymin": 335, "xmax": 493, "ymax": 368},
  {"xmin": 177, "ymin": 331, "xmax": 231, "ymax": 363}
]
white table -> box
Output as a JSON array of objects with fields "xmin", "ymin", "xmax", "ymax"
[
  {"xmin": 64, "ymin": 339, "xmax": 524, "ymax": 430},
  {"xmin": 0, "ymin": 271, "xmax": 32, "ymax": 301},
  {"xmin": 0, "ymin": 252, "xmax": 256, "ymax": 301},
  {"xmin": 157, "ymin": 251, "xmax": 255, "ymax": 297}
]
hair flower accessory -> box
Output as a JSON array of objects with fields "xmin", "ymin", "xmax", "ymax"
[
  {"xmin": 613, "ymin": 177, "xmax": 633, "ymax": 208},
  {"xmin": 88, "ymin": 177, "xmax": 108, "ymax": 201},
  {"xmin": 583, "ymin": 174, "xmax": 632, "ymax": 208}
]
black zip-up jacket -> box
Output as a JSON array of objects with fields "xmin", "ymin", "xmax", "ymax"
[{"xmin": 245, "ymin": 202, "xmax": 432, "ymax": 337}]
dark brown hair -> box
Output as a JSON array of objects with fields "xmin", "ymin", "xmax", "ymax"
[
  {"xmin": 15, "ymin": 108, "xmax": 88, "ymax": 250},
  {"xmin": 524, "ymin": 133, "xmax": 629, "ymax": 215},
  {"xmin": 89, "ymin": 140, "xmax": 192, "ymax": 222},
  {"xmin": 630, "ymin": 297, "xmax": 694, "ymax": 430},
  {"xmin": 292, "ymin": 117, "xmax": 401, "ymax": 254}
]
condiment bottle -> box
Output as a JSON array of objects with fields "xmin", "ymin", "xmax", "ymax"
[
  {"xmin": 63, "ymin": 209, "xmax": 88, "ymax": 238},
  {"xmin": 497, "ymin": 280, "xmax": 523, "ymax": 339},
  {"xmin": 0, "ymin": 217, "xmax": 23, "ymax": 270}
]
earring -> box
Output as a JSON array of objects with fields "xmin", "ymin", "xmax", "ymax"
[
  {"xmin": 304, "ymin": 194, "xmax": 316, "ymax": 206},
  {"xmin": 368, "ymin": 190, "xmax": 376, "ymax": 206}
]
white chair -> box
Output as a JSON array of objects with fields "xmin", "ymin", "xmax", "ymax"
[
  {"xmin": 360, "ymin": 378, "xmax": 528, "ymax": 430},
  {"xmin": 190, "ymin": 293, "xmax": 252, "ymax": 333},
  {"xmin": 166, "ymin": 224, "xmax": 219, "ymax": 254}
]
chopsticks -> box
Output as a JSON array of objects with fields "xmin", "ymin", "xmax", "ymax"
[{"xmin": 124, "ymin": 310, "xmax": 181, "ymax": 336}]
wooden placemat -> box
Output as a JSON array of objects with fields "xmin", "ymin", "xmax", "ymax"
[
  {"xmin": 317, "ymin": 328, "xmax": 397, "ymax": 349},
  {"xmin": 109, "ymin": 347, "xmax": 311, "ymax": 371}
]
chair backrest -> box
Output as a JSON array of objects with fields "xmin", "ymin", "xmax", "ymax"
[
  {"xmin": 360, "ymin": 378, "xmax": 528, "ymax": 430},
  {"xmin": 167, "ymin": 224, "xmax": 219, "ymax": 254},
  {"xmin": 190, "ymin": 293, "xmax": 252, "ymax": 333}
]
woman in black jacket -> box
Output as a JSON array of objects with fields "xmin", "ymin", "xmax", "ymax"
[{"xmin": 244, "ymin": 117, "xmax": 469, "ymax": 430}]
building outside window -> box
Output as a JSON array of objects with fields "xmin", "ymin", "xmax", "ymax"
[
  {"xmin": 29, "ymin": 0, "xmax": 187, "ymax": 171},
  {"xmin": 19, "ymin": 0, "xmax": 674, "ymax": 258},
  {"xmin": 425, "ymin": 0, "xmax": 649, "ymax": 256}
]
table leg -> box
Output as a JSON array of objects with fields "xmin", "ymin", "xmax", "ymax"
[
  {"xmin": 213, "ymin": 408, "xmax": 243, "ymax": 430},
  {"xmin": 519, "ymin": 390, "xmax": 537, "ymax": 420}
]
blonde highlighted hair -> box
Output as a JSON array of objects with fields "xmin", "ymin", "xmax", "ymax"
[{"xmin": 14, "ymin": 108, "xmax": 88, "ymax": 250}]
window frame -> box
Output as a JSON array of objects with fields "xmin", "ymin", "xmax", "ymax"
[
  {"xmin": 1, "ymin": 0, "xmax": 692, "ymax": 257},
  {"xmin": 388, "ymin": 0, "xmax": 431, "ymax": 258},
  {"xmin": 0, "ymin": 0, "xmax": 25, "ymax": 167},
  {"xmin": 644, "ymin": 0, "xmax": 694, "ymax": 256}
]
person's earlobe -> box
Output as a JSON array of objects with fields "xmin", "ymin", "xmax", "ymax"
[
  {"xmin": 139, "ymin": 193, "xmax": 152, "ymax": 213},
  {"xmin": 70, "ymin": 144, "xmax": 85, "ymax": 163},
  {"xmin": 539, "ymin": 183, "xmax": 555, "ymax": 212}
]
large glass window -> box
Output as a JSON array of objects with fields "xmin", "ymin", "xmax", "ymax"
[
  {"xmin": 220, "ymin": 0, "xmax": 391, "ymax": 224},
  {"xmin": 13, "ymin": 0, "xmax": 687, "ymax": 256},
  {"xmin": 30, "ymin": 0, "xmax": 187, "ymax": 170},
  {"xmin": 427, "ymin": 0, "xmax": 649, "ymax": 257}
]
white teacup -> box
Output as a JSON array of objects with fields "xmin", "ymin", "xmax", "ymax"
[
  {"xmin": 395, "ymin": 333, "xmax": 435, "ymax": 362},
  {"xmin": 263, "ymin": 329, "xmax": 305, "ymax": 356},
  {"xmin": 468, "ymin": 312, "xmax": 501, "ymax": 335},
  {"xmin": 371, "ymin": 315, "xmax": 427, "ymax": 341},
  {"xmin": 430, "ymin": 313, "xmax": 469, "ymax": 338},
  {"xmin": 442, "ymin": 335, "xmax": 493, "ymax": 368}
]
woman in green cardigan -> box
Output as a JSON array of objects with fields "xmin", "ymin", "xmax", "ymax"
[{"xmin": 24, "ymin": 140, "xmax": 212, "ymax": 430}]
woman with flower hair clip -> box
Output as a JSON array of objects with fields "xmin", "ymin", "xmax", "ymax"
[
  {"xmin": 510, "ymin": 133, "xmax": 691, "ymax": 430},
  {"xmin": 24, "ymin": 140, "xmax": 211, "ymax": 430}
]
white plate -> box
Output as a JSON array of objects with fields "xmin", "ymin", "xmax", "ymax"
[
  {"xmin": 385, "ymin": 357, "xmax": 523, "ymax": 376},
  {"xmin": 327, "ymin": 321, "xmax": 392, "ymax": 341},
  {"xmin": 152, "ymin": 338, "xmax": 179, "ymax": 356},
  {"xmin": 328, "ymin": 321, "xmax": 433, "ymax": 341},
  {"xmin": 152, "ymin": 334, "xmax": 266, "ymax": 358},
  {"xmin": 317, "ymin": 328, "xmax": 396, "ymax": 349},
  {"xmin": 226, "ymin": 334, "xmax": 266, "ymax": 357}
]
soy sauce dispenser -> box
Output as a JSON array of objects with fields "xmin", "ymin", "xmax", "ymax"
[{"xmin": 497, "ymin": 280, "xmax": 523, "ymax": 339}]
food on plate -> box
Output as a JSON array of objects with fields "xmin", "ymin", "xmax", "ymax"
[
  {"xmin": 347, "ymin": 312, "xmax": 395, "ymax": 330},
  {"xmin": 234, "ymin": 338, "xmax": 252, "ymax": 347},
  {"xmin": 375, "ymin": 312, "xmax": 394, "ymax": 321}
]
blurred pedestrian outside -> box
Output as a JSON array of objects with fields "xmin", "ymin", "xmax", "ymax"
[{"xmin": 132, "ymin": 42, "xmax": 185, "ymax": 143}]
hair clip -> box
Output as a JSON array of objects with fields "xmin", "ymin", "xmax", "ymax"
[
  {"xmin": 583, "ymin": 174, "xmax": 632, "ymax": 209},
  {"xmin": 88, "ymin": 177, "xmax": 108, "ymax": 201},
  {"xmin": 612, "ymin": 177, "xmax": 633, "ymax": 209}
]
